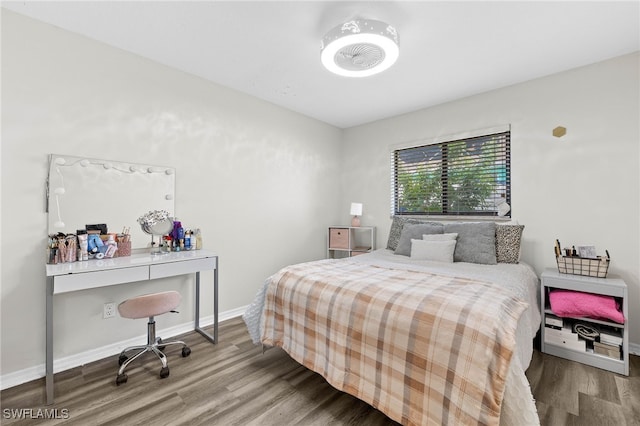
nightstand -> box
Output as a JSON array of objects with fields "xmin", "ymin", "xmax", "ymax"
[
  {"xmin": 327, "ymin": 226, "xmax": 375, "ymax": 258},
  {"xmin": 540, "ymin": 268, "xmax": 629, "ymax": 375}
]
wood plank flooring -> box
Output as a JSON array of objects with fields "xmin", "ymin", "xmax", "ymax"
[{"xmin": 2, "ymin": 317, "xmax": 638, "ymax": 425}]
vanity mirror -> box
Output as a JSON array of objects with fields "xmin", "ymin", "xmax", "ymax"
[{"xmin": 47, "ymin": 154, "xmax": 175, "ymax": 250}]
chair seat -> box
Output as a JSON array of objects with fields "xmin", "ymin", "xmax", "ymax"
[{"xmin": 118, "ymin": 291, "xmax": 181, "ymax": 319}]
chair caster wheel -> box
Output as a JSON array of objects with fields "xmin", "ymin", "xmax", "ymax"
[
  {"xmin": 157, "ymin": 338, "xmax": 166, "ymax": 352},
  {"xmin": 159, "ymin": 367, "xmax": 170, "ymax": 379},
  {"xmin": 118, "ymin": 354, "xmax": 128, "ymax": 366},
  {"xmin": 182, "ymin": 346, "xmax": 191, "ymax": 357},
  {"xmin": 116, "ymin": 373, "xmax": 128, "ymax": 386}
]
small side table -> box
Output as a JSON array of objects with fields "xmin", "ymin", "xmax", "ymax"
[
  {"xmin": 327, "ymin": 226, "xmax": 375, "ymax": 258},
  {"xmin": 540, "ymin": 268, "xmax": 628, "ymax": 375}
]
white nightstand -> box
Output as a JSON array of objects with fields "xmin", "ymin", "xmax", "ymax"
[{"xmin": 540, "ymin": 268, "xmax": 629, "ymax": 375}]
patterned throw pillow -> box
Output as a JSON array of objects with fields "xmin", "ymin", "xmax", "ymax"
[
  {"xmin": 496, "ymin": 224, "xmax": 525, "ymax": 263},
  {"xmin": 386, "ymin": 216, "xmax": 409, "ymax": 250}
]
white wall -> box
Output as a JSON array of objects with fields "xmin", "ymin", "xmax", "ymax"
[
  {"xmin": 340, "ymin": 52, "xmax": 640, "ymax": 346},
  {"xmin": 1, "ymin": 10, "xmax": 342, "ymax": 380}
]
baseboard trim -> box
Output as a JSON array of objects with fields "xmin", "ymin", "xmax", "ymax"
[
  {"xmin": 0, "ymin": 305, "xmax": 247, "ymax": 391},
  {"xmin": 629, "ymin": 342, "xmax": 640, "ymax": 356}
]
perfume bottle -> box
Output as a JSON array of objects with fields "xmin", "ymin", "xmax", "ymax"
[{"xmin": 194, "ymin": 228, "xmax": 202, "ymax": 250}]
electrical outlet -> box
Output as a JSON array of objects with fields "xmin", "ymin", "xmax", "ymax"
[{"xmin": 103, "ymin": 302, "xmax": 116, "ymax": 319}]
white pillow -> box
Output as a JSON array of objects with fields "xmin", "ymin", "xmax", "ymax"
[
  {"xmin": 422, "ymin": 232, "xmax": 458, "ymax": 241},
  {"xmin": 410, "ymin": 239, "xmax": 457, "ymax": 262}
]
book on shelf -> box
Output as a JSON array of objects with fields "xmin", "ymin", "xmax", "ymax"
[
  {"xmin": 544, "ymin": 314, "xmax": 563, "ymax": 328},
  {"xmin": 600, "ymin": 336, "xmax": 622, "ymax": 346},
  {"xmin": 594, "ymin": 341, "xmax": 621, "ymax": 359},
  {"xmin": 599, "ymin": 329, "xmax": 623, "ymax": 346}
]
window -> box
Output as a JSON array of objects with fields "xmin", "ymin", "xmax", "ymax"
[{"xmin": 391, "ymin": 129, "xmax": 510, "ymax": 217}]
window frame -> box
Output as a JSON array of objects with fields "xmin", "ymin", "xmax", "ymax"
[{"xmin": 390, "ymin": 126, "xmax": 511, "ymax": 218}]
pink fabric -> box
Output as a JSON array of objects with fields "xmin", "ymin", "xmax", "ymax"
[
  {"xmin": 118, "ymin": 291, "xmax": 181, "ymax": 319},
  {"xmin": 549, "ymin": 289, "xmax": 625, "ymax": 324}
]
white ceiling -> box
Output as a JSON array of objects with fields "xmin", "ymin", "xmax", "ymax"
[{"xmin": 3, "ymin": 1, "xmax": 639, "ymax": 128}]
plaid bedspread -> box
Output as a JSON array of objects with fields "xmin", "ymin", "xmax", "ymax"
[{"xmin": 260, "ymin": 259, "xmax": 528, "ymax": 426}]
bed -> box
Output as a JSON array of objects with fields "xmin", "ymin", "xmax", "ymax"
[{"xmin": 243, "ymin": 219, "xmax": 541, "ymax": 425}]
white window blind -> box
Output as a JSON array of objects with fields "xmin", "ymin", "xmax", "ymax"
[{"xmin": 391, "ymin": 130, "xmax": 511, "ymax": 217}]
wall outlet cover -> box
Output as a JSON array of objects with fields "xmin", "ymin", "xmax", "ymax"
[{"xmin": 103, "ymin": 303, "xmax": 116, "ymax": 319}]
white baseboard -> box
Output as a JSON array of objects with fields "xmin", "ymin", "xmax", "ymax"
[
  {"xmin": 0, "ymin": 305, "xmax": 248, "ymax": 391},
  {"xmin": 629, "ymin": 342, "xmax": 640, "ymax": 356}
]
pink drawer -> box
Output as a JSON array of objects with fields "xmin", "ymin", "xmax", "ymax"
[{"xmin": 329, "ymin": 228, "xmax": 349, "ymax": 249}]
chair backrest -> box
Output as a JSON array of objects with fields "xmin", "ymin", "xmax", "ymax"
[{"xmin": 118, "ymin": 291, "xmax": 181, "ymax": 319}]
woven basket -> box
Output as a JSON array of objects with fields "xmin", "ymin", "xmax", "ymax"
[{"xmin": 556, "ymin": 255, "xmax": 609, "ymax": 278}]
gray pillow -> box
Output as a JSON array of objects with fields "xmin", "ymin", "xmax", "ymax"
[
  {"xmin": 444, "ymin": 222, "xmax": 497, "ymax": 264},
  {"xmin": 387, "ymin": 216, "xmax": 444, "ymax": 250},
  {"xmin": 394, "ymin": 223, "xmax": 444, "ymax": 256}
]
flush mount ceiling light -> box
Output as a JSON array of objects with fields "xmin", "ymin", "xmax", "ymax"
[{"xmin": 321, "ymin": 19, "xmax": 399, "ymax": 77}]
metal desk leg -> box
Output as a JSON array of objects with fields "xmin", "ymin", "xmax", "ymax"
[
  {"xmin": 194, "ymin": 259, "xmax": 218, "ymax": 344},
  {"xmin": 46, "ymin": 277, "xmax": 54, "ymax": 405}
]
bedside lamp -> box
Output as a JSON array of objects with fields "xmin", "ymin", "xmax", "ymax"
[{"xmin": 350, "ymin": 202, "xmax": 363, "ymax": 227}]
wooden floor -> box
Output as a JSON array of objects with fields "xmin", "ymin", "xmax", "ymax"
[{"xmin": 2, "ymin": 317, "xmax": 638, "ymax": 425}]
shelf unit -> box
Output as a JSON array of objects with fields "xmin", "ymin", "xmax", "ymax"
[
  {"xmin": 327, "ymin": 226, "xmax": 375, "ymax": 259},
  {"xmin": 540, "ymin": 268, "xmax": 628, "ymax": 375}
]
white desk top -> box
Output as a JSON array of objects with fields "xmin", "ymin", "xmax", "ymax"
[{"xmin": 46, "ymin": 249, "xmax": 217, "ymax": 277}]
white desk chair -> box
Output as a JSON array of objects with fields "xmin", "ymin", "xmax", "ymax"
[{"xmin": 116, "ymin": 291, "xmax": 191, "ymax": 385}]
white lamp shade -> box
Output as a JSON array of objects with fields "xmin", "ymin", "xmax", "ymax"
[{"xmin": 350, "ymin": 202, "xmax": 363, "ymax": 216}]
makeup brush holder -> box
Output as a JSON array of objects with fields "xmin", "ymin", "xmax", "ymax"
[{"xmin": 116, "ymin": 241, "xmax": 132, "ymax": 257}]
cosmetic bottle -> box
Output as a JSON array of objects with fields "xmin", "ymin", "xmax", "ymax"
[
  {"xmin": 172, "ymin": 220, "xmax": 182, "ymax": 243},
  {"xmin": 185, "ymin": 230, "xmax": 192, "ymax": 250},
  {"xmin": 77, "ymin": 230, "xmax": 89, "ymax": 261},
  {"xmin": 163, "ymin": 235, "xmax": 172, "ymax": 253},
  {"xmin": 194, "ymin": 228, "xmax": 202, "ymax": 250},
  {"xmin": 176, "ymin": 226, "xmax": 185, "ymax": 251},
  {"xmin": 105, "ymin": 234, "xmax": 118, "ymax": 258}
]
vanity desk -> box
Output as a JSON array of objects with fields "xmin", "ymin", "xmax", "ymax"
[{"xmin": 45, "ymin": 249, "xmax": 218, "ymax": 405}]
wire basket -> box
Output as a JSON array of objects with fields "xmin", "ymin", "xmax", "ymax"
[{"xmin": 556, "ymin": 251, "xmax": 610, "ymax": 278}]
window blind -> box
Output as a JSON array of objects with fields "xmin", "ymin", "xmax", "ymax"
[{"xmin": 391, "ymin": 131, "xmax": 510, "ymax": 216}]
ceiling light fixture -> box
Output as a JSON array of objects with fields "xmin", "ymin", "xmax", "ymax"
[{"xmin": 321, "ymin": 19, "xmax": 399, "ymax": 78}]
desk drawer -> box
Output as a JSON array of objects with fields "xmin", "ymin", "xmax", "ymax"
[
  {"xmin": 54, "ymin": 266, "xmax": 149, "ymax": 294},
  {"xmin": 150, "ymin": 257, "xmax": 216, "ymax": 279}
]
